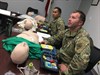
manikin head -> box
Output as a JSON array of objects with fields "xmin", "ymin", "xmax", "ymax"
[
  {"xmin": 11, "ymin": 42, "xmax": 29, "ymax": 64},
  {"xmin": 18, "ymin": 18, "xmax": 38, "ymax": 31},
  {"xmin": 27, "ymin": 11, "xmax": 34, "ymax": 16},
  {"xmin": 24, "ymin": 19, "xmax": 33, "ymax": 30},
  {"xmin": 35, "ymin": 15, "xmax": 46, "ymax": 22}
]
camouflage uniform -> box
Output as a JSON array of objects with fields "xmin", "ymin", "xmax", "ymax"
[
  {"xmin": 46, "ymin": 28, "xmax": 91, "ymax": 75},
  {"xmin": 45, "ymin": 17, "xmax": 65, "ymax": 36}
]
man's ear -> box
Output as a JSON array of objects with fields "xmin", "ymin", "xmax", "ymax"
[{"xmin": 79, "ymin": 20, "xmax": 83, "ymax": 26}]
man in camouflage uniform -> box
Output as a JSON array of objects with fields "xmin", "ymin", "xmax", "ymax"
[
  {"xmin": 45, "ymin": 7, "xmax": 65, "ymax": 36},
  {"xmin": 42, "ymin": 10, "xmax": 91, "ymax": 75}
]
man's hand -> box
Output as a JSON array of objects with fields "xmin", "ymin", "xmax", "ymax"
[
  {"xmin": 40, "ymin": 40, "xmax": 48, "ymax": 44},
  {"xmin": 59, "ymin": 64, "xmax": 68, "ymax": 72}
]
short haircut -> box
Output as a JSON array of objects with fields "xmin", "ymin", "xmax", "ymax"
[
  {"xmin": 54, "ymin": 7, "xmax": 62, "ymax": 14},
  {"xmin": 73, "ymin": 10, "xmax": 86, "ymax": 25}
]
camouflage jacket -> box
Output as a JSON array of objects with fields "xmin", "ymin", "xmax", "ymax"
[
  {"xmin": 45, "ymin": 17, "xmax": 65, "ymax": 36},
  {"xmin": 46, "ymin": 28, "xmax": 91, "ymax": 75}
]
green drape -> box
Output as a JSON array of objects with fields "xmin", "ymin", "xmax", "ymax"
[{"xmin": 2, "ymin": 36, "xmax": 42, "ymax": 59}]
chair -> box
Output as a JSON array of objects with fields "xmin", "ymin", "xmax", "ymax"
[
  {"xmin": 0, "ymin": 1, "xmax": 8, "ymax": 10},
  {"xmin": 26, "ymin": 7, "xmax": 38, "ymax": 15},
  {"xmin": 0, "ymin": 1, "xmax": 13, "ymax": 37},
  {"xmin": 5, "ymin": 18, "xmax": 13, "ymax": 37},
  {"xmin": 0, "ymin": 1, "xmax": 8, "ymax": 25},
  {"xmin": 84, "ymin": 37, "xmax": 100, "ymax": 73},
  {"xmin": 0, "ymin": 1, "xmax": 8, "ymax": 34}
]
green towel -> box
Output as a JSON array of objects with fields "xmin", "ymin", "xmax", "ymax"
[{"xmin": 2, "ymin": 36, "xmax": 42, "ymax": 59}]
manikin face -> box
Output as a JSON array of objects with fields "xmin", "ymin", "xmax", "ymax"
[
  {"xmin": 52, "ymin": 8, "xmax": 60, "ymax": 19},
  {"xmin": 11, "ymin": 42, "xmax": 29, "ymax": 64},
  {"xmin": 67, "ymin": 12, "xmax": 82, "ymax": 29},
  {"xmin": 24, "ymin": 19, "xmax": 33, "ymax": 30},
  {"xmin": 16, "ymin": 42, "xmax": 29, "ymax": 49},
  {"xmin": 27, "ymin": 12, "xmax": 34, "ymax": 16}
]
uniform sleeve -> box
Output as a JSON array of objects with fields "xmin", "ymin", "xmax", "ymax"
[
  {"xmin": 62, "ymin": 37, "xmax": 91, "ymax": 74},
  {"xmin": 43, "ymin": 21, "xmax": 50, "ymax": 27},
  {"xmin": 57, "ymin": 20, "xmax": 65, "ymax": 34},
  {"xmin": 45, "ymin": 30, "xmax": 65, "ymax": 45}
]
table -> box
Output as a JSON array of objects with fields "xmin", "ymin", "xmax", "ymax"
[
  {"xmin": 0, "ymin": 33, "xmax": 59, "ymax": 75},
  {"xmin": 0, "ymin": 47, "xmax": 58, "ymax": 75},
  {"xmin": 0, "ymin": 9, "xmax": 22, "ymax": 36},
  {"xmin": 0, "ymin": 9, "xmax": 21, "ymax": 25}
]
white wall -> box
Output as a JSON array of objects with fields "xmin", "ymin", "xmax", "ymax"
[
  {"xmin": 49, "ymin": 0, "xmax": 81, "ymax": 25},
  {"xmin": 0, "ymin": 0, "xmax": 81, "ymax": 23},
  {"xmin": 84, "ymin": 2, "xmax": 100, "ymax": 48},
  {"xmin": 78, "ymin": 0, "xmax": 92, "ymax": 15},
  {"xmin": 0, "ymin": 0, "xmax": 46, "ymax": 16}
]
